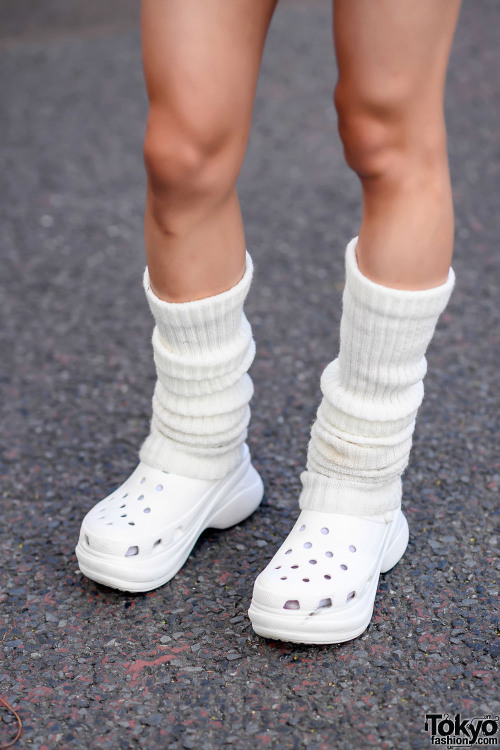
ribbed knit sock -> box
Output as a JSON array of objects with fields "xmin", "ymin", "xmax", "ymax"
[
  {"xmin": 139, "ymin": 251, "xmax": 256, "ymax": 480},
  {"xmin": 299, "ymin": 236, "xmax": 456, "ymax": 516}
]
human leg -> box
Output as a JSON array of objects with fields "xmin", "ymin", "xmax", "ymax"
[
  {"xmin": 142, "ymin": 0, "xmax": 279, "ymax": 302},
  {"xmin": 333, "ymin": 0, "xmax": 461, "ymax": 290},
  {"xmin": 249, "ymin": 0, "xmax": 461, "ymax": 643},
  {"xmin": 76, "ymin": 0, "xmax": 279, "ymax": 591}
]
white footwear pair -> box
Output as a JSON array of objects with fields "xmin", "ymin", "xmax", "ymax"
[{"xmin": 75, "ymin": 450, "xmax": 408, "ymax": 644}]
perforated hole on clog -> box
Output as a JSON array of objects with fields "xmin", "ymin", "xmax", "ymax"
[
  {"xmin": 346, "ymin": 591, "xmax": 356, "ymax": 601},
  {"xmin": 155, "ymin": 484, "xmax": 163, "ymax": 492},
  {"xmin": 318, "ymin": 598, "xmax": 332, "ymax": 609},
  {"xmin": 153, "ymin": 539, "xmax": 162, "ymax": 548},
  {"xmin": 125, "ymin": 546, "xmax": 139, "ymax": 557},
  {"xmin": 349, "ymin": 545, "xmax": 356, "ymax": 553},
  {"xmin": 284, "ymin": 600, "xmax": 300, "ymax": 610}
]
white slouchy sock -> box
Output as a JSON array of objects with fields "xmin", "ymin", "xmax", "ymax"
[
  {"xmin": 139, "ymin": 251, "xmax": 256, "ymax": 480},
  {"xmin": 299, "ymin": 236, "xmax": 456, "ymax": 516}
]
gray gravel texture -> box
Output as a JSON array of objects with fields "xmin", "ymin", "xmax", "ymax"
[{"xmin": 0, "ymin": 1, "xmax": 499, "ymax": 748}]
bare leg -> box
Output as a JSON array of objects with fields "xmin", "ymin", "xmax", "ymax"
[
  {"xmin": 75, "ymin": 0, "xmax": 279, "ymax": 592},
  {"xmin": 333, "ymin": 0, "xmax": 462, "ymax": 289},
  {"xmin": 248, "ymin": 2, "xmax": 461, "ymax": 644},
  {"xmin": 141, "ymin": 0, "xmax": 278, "ymax": 302}
]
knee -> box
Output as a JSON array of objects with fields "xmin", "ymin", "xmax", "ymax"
[
  {"xmin": 333, "ymin": 81, "xmax": 447, "ymax": 183},
  {"xmin": 143, "ymin": 106, "xmax": 238, "ymax": 204}
]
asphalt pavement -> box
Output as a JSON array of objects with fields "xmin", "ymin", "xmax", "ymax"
[{"xmin": 0, "ymin": 1, "xmax": 499, "ymax": 748}]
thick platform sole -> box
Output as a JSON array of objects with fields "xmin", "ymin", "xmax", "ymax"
[
  {"xmin": 75, "ymin": 460, "xmax": 264, "ymax": 593},
  {"xmin": 248, "ymin": 509, "xmax": 409, "ymax": 645}
]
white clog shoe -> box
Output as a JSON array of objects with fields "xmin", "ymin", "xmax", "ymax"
[
  {"xmin": 75, "ymin": 442, "xmax": 263, "ymax": 592},
  {"xmin": 248, "ymin": 507, "xmax": 409, "ymax": 644}
]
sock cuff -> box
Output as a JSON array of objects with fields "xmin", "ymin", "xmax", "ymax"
[
  {"xmin": 143, "ymin": 250, "xmax": 254, "ymax": 353},
  {"xmin": 345, "ymin": 236, "xmax": 456, "ymax": 319}
]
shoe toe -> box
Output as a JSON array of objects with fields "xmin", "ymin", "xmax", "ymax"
[
  {"xmin": 250, "ymin": 509, "xmax": 396, "ymax": 619},
  {"xmin": 78, "ymin": 461, "xmax": 213, "ymax": 559}
]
